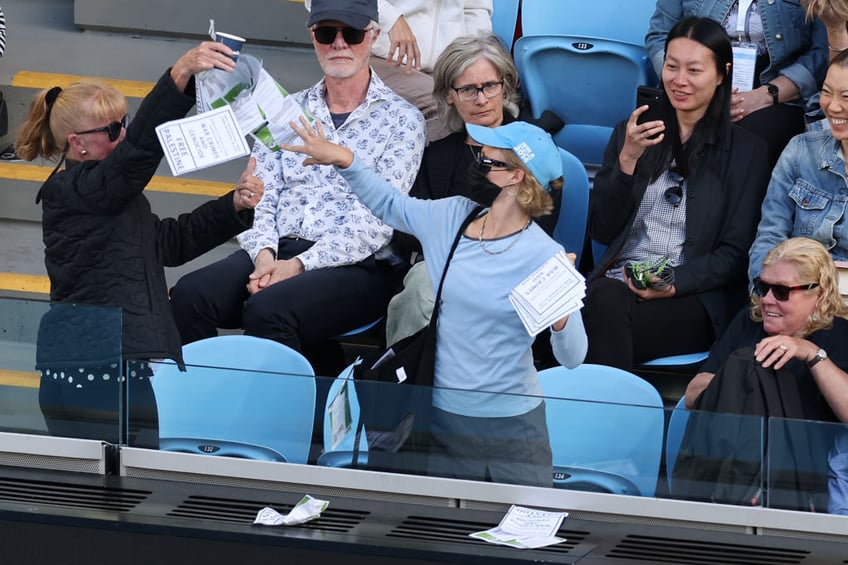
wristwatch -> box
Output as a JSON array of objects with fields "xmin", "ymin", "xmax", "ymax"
[
  {"xmin": 766, "ymin": 83, "xmax": 779, "ymax": 106},
  {"xmin": 808, "ymin": 348, "xmax": 828, "ymax": 368}
]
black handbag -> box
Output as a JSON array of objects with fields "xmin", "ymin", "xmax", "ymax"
[{"xmin": 351, "ymin": 206, "xmax": 482, "ymax": 473}]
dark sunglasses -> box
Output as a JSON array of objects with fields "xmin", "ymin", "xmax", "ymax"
[
  {"xmin": 476, "ymin": 152, "xmax": 512, "ymax": 172},
  {"xmin": 752, "ymin": 277, "xmax": 819, "ymax": 301},
  {"xmin": 664, "ymin": 168, "xmax": 684, "ymax": 207},
  {"xmin": 75, "ymin": 115, "xmax": 128, "ymax": 142},
  {"xmin": 312, "ymin": 26, "xmax": 371, "ymax": 45}
]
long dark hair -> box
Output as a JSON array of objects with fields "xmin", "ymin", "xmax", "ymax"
[{"xmin": 641, "ymin": 16, "xmax": 733, "ymax": 181}]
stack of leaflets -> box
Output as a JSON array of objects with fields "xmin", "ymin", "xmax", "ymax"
[
  {"xmin": 469, "ymin": 505, "xmax": 568, "ymax": 549},
  {"xmin": 509, "ymin": 250, "xmax": 586, "ymax": 336}
]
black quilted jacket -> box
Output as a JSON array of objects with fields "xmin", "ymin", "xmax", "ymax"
[{"xmin": 36, "ymin": 69, "xmax": 253, "ymax": 366}]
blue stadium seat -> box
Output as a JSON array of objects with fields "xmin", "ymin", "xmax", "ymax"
[
  {"xmin": 538, "ymin": 364, "xmax": 664, "ymax": 496},
  {"xmin": 317, "ymin": 363, "xmax": 369, "ymax": 467},
  {"xmin": 491, "ymin": 0, "xmax": 520, "ymax": 51},
  {"xmin": 553, "ymin": 148, "xmax": 589, "ymax": 267},
  {"xmin": 666, "ymin": 396, "xmax": 690, "ymax": 492},
  {"xmin": 514, "ymin": 34, "xmax": 657, "ymax": 166},
  {"xmin": 151, "ymin": 335, "xmax": 316, "ymax": 463},
  {"xmin": 521, "ymin": 0, "xmax": 656, "ymax": 47}
]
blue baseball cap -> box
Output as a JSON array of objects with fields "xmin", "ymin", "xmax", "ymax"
[
  {"xmin": 466, "ymin": 122, "xmax": 562, "ymax": 192},
  {"xmin": 307, "ymin": 0, "xmax": 378, "ymax": 29}
]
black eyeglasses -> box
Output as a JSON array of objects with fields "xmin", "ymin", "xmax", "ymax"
[
  {"xmin": 664, "ymin": 168, "xmax": 684, "ymax": 207},
  {"xmin": 312, "ymin": 26, "xmax": 372, "ymax": 45},
  {"xmin": 752, "ymin": 277, "xmax": 819, "ymax": 301},
  {"xmin": 476, "ymin": 152, "xmax": 512, "ymax": 172},
  {"xmin": 75, "ymin": 115, "xmax": 128, "ymax": 142},
  {"xmin": 452, "ymin": 81, "xmax": 504, "ymax": 102}
]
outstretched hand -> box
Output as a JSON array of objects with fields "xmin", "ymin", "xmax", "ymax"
[{"xmin": 281, "ymin": 117, "xmax": 354, "ymax": 169}]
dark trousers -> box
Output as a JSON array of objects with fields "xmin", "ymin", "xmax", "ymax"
[
  {"xmin": 169, "ymin": 241, "xmax": 392, "ymax": 353},
  {"xmin": 738, "ymin": 103, "xmax": 805, "ymax": 170},
  {"xmin": 582, "ymin": 277, "xmax": 715, "ymax": 371}
]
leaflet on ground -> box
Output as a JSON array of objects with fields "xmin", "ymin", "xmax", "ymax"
[{"xmin": 469, "ymin": 505, "xmax": 568, "ymax": 549}]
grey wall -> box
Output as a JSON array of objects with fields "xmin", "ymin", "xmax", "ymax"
[{"xmin": 74, "ymin": 0, "xmax": 313, "ymax": 46}]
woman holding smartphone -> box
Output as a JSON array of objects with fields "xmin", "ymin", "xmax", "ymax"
[{"xmin": 582, "ymin": 17, "xmax": 771, "ymax": 371}]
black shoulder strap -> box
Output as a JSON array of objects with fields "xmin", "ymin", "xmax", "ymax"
[{"xmin": 431, "ymin": 205, "xmax": 483, "ymax": 323}]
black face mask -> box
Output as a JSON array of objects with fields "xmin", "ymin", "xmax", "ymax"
[{"xmin": 466, "ymin": 160, "xmax": 502, "ymax": 207}]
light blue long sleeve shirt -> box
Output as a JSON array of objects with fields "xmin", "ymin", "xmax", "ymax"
[{"xmin": 339, "ymin": 157, "xmax": 588, "ymax": 417}]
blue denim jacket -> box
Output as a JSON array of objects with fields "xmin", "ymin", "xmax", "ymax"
[
  {"xmin": 748, "ymin": 130, "xmax": 848, "ymax": 282},
  {"xmin": 646, "ymin": 0, "xmax": 827, "ymax": 100}
]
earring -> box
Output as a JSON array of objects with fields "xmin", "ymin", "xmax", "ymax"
[{"xmin": 80, "ymin": 150, "xmax": 87, "ymax": 155}]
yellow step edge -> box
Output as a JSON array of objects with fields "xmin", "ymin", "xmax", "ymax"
[
  {"xmin": 0, "ymin": 162, "xmax": 232, "ymax": 197},
  {"xmin": 0, "ymin": 369, "xmax": 40, "ymax": 389},
  {"xmin": 12, "ymin": 70, "xmax": 155, "ymax": 99},
  {"xmin": 0, "ymin": 273, "xmax": 49, "ymax": 295}
]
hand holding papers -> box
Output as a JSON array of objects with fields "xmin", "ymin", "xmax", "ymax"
[
  {"xmin": 509, "ymin": 250, "xmax": 586, "ymax": 336},
  {"xmin": 469, "ymin": 505, "xmax": 568, "ymax": 549},
  {"xmin": 156, "ymin": 26, "xmax": 314, "ymax": 176}
]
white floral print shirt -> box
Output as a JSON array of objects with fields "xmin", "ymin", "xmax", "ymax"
[{"xmin": 237, "ymin": 71, "xmax": 425, "ymax": 270}]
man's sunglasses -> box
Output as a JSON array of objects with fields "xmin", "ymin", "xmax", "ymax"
[
  {"xmin": 75, "ymin": 115, "xmax": 128, "ymax": 142},
  {"xmin": 476, "ymin": 152, "xmax": 512, "ymax": 172},
  {"xmin": 752, "ymin": 277, "xmax": 819, "ymax": 301},
  {"xmin": 312, "ymin": 26, "xmax": 372, "ymax": 45},
  {"xmin": 664, "ymin": 168, "xmax": 684, "ymax": 207}
]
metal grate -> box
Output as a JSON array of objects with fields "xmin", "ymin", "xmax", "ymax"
[
  {"xmin": 0, "ymin": 476, "xmax": 148, "ymax": 512},
  {"xmin": 607, "ymin": 534, "xmax": 811, "ymax": 564},
  {"xmin": 169, "ymin": 494, "xmax": 369, "ymax": 533},
  {"xmin": 387, "ymin": 514, "xmax": 586, "ymax": 554}
]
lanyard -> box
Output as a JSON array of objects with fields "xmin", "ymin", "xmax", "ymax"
[{"xmin": 736, "ymin": 0, "xmax": 755, "ymax": 39}]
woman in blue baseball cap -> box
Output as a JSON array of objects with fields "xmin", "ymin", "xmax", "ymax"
[{"xmin": 284, "ymin": 117, "xmax": 587, "ymax": 487}]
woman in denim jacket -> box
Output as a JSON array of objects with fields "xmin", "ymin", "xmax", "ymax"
[
  {"xmin": 646, "ymin": 0, "xmax": 828, "ymax": 167},
  {"xmin": 748, "ymin": 49, "xmax": 848, "ymax": 283}
]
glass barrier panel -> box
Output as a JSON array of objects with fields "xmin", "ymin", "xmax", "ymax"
[
  {"xmin": 662, "ymin": 407, "xmax": 764, "ymax": 506},
  {"xmin": 140, "ymin": 358, "xmax": 319, "ymax": 463},
  {"xmin": 0, "ymin": 298, "xmax": 122, "ymax": 441},
  {"xmin": 767, "ymin": 417, "xmax": 848, "ymax": 514}
]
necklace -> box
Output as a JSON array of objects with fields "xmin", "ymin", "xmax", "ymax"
[{"xmin": 478, "ymin": 213, "xmax": 532, "ymax": 255}]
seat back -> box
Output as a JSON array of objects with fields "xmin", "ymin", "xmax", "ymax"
[
  {"xmin": 553, "ymin": 148, "xmax": 589, "ymax": 266},
  {"xmin": 666, "ymin": 396, "xmax": 690, "ymax": 492},
  {"xmin": 491, "ymin": 0, "xmax": 520, "ymax": 51},
  {"xmin": 514, "ymin": 34, "xmax": 657, "ymax": 165},
  {"xmin": 151, "ymin": 335, "xmax": 316, "ymax": 463},
  {"xmin": 318, "ymin": 363, "xmax": 368, "ymax": 467},
  {"xmin": 538, "ymin": 364, "xmax": 664, "ymax": 496},
  {"xmin": 521, "ymin": 0, "xmax": 656, "ymax": 47}
]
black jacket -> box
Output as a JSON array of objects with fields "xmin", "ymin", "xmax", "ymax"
[
  {"xmin": 36, "ymin": 70, "xmax": 253, "ymax": 366},
  {"xmin": 588, "ymin": 121, "xmax": 770, "ymax": 338}
]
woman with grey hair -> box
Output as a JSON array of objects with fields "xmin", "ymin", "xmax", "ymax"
[{"xmin": 386, "ymin": 33, "xmax": 562, "ymax": 345}]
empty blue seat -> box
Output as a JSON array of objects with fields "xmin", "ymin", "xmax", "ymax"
[
  {"xmin": 665, "ymin": 396, "xmax": 690, "ymax": 492},
  {"xmin": 553, "ymin": 148, "xmax": 589, "ymax": 267},
  {"xmin": 521, "ymin": 0, "xmax": 656, "ymax": 47},
  {"xmin": 317, "ymin": 363, "xmax": 369, "ymax": 468},
  {"xmin": 151, "ymin": 335, "xmax": 316, "ymax": 463},
  {"xmin": 539, "ymin": 364, "xmax": 664, "ymax": 496},
  {"xmin": 514, "ymin": 34, "xmax": 657, "ymax": 166},
  {"xmin": 491, "ymin": 0, "xmax": 520, "ymax": 51}
]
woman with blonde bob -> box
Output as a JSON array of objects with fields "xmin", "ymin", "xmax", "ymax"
[{"xmin": 686, "ymin": 237, "xmax": 848, "ymax": 420}]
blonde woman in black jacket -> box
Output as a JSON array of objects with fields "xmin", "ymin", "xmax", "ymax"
[{"xmin": 16, "ymin": 41, "xmax": 262, "ymax": 447}]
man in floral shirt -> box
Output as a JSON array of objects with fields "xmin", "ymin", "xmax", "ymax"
[{"xmin": 170, "ymin": 0, "xmax": 425, "ymax": 356}]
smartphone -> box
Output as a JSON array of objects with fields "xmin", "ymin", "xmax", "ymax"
[{"xmin": 636, "ymin": 85, "xmax": 665, "ymax": 127}]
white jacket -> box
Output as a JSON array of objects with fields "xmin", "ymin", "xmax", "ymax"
[{"xmin": 304, "ymin": 0, "xmax": 493, "ymax": 73}]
